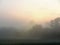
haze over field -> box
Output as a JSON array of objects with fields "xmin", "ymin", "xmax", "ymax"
[
  {"xmin": 0, "ymin": 0, "xmax": 60, "ymax": 29},
  {"xmin": 0, "ymin": 0, "xmax": 60, "ymax": 44}
]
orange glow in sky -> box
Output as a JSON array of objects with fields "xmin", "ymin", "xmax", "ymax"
[{"xmin": 1, "ymin": 0, "xmax": 60, "ymax": 24}]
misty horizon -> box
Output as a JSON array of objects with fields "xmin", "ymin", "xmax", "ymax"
[{"xmin": 0, "ymin": 0, "xmax": 60, "ymax": 44}]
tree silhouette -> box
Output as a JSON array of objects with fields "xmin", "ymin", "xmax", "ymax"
[
  {"xmin": 42, "ymin": 17, "xmax": 60, "ymax": 40},
  {"xmin": 0, "ymin": 17, "xmax": 60, "ymax": 41},
  {"xmin": 27, "ymin": 24, "xmax": 43, "ymax": 37},
  {"xmin": 27, "ymin": 17, "xmax": 60, "ymax": 40}
]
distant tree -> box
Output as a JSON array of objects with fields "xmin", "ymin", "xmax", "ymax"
[
  {"xmin": 42, "ymin": 17, "xmax": 60, "ymax": 40},
  {"xmin": 54, "ymin": 17, "xmax": 60, "ymax": 28},
  {"xmin": 50, "ymin": 17, "xmax": 60, "ymax": 29},
  {"xmin": 26, "ymin": 17, "xmax": 60, "ymax": 40},
  {"xmin": 28, "ymin": 24, "xmax": 43, "ymax": 37}
]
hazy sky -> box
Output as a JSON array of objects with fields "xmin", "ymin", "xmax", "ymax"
[{"xmin": 0, "ymin": 0, "xmax": 60, "ymax": 28}]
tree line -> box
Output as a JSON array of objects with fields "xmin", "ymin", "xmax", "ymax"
[
  {"xmin": 0, "ymin": 17, "xmax": 60, "ymax": 40},
  {"xmin": 26, "ymin": 17, "xmax": 60, "ymax": 40}
]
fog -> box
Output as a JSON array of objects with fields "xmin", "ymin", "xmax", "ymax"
[{"xmin": 0, "ymin": 0, "xmax": 60, "ymax": 43}]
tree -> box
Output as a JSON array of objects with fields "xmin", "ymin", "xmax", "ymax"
[
  {"xmin": 50, "ymin": 17, "xmax": 60, "ymax": 29},
  {"xmin": 42, "ymin": 17, "xmax": 60, "ymax": 40},
  {"xmin": 28, "ymin": 24, "xmax": 43, "ymax": 37}
]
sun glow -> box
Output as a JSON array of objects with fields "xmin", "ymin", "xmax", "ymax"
[{"xmin": 2, "ymin": 0, "xmax": 60, "ymax": 24}]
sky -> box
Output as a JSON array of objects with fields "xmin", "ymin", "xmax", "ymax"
[{"xmin": 0, "ymin": 0, "xmax": 60, "ymax": 29}]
